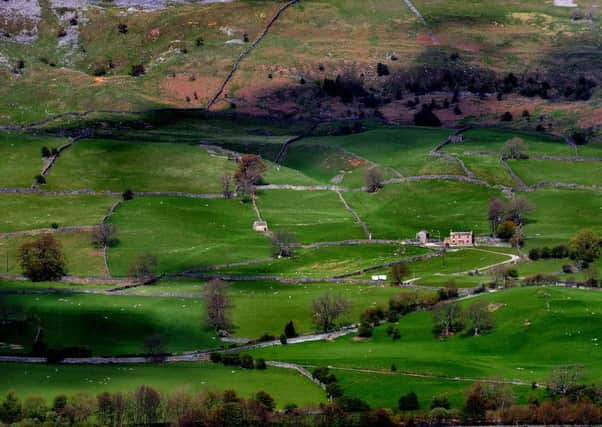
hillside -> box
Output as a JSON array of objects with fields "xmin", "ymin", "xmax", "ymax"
[{"xmin": 1, "ymin": 0, "xmax": 601, "ymax": 141}]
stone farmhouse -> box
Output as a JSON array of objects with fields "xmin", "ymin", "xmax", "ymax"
[{"xmin": 444, "ymin": 230, "xmax": 474, "ymax": 247}]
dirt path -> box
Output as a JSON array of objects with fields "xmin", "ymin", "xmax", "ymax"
[{"xmin": 206, "ymin": 0, "xmax": 302, "ymax": 109}]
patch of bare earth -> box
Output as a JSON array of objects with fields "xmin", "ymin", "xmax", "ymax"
[
  {"xmin": 161, "ymin": 74, "xmax": 222, "ymax": 106},
  {"xmin": 488, "ymin": 303, "xmax": 506, "ymax": 312}
]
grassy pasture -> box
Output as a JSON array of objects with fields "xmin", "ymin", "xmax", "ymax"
[
  {"xmin": 0, "ymin": 132, "xmax": 68, "ymax": 188},
  {"xmin": 0, "ymin": 231, "xmax": 106, "ymax": 277},
  {"xmin": 444, "ymin": 129, "xmax": 573, "ymax": 157},
  {"xmin": 460, "ymin": 155, "xmax": 516, "ymax": 187},
  {"xmin": 358, "ymin": 248, "xmax": 512, "ymax": 288},
  {"xmin": 45, "ymin": 139, "xmax": 236, "ymax": 193},
  {"xmin": 0, "ymin": 363, "xmax": 326, "ymax": 409},
  {"xmin": 344, "ymin": 181, "xmax": 500, "ymax": 240},
  {"xmin": 0, "ymin": 293, "xmax": 215, "ymax": 355},
  {"xmin": 108, "ymin": 197, "xmax": 272, "ymax": 276},
  {"xmin": 522, "ymin": 188, "xmax": 602, "ymax": 247},
  {"xmin": 216, "ymin": 244, "xmax": 429, "ymax": 279},
  {"xmin": 251, "ymin": 287, "xmax": 602, "ymax": 383},
  {"xmin": 256, "ymin": 190, "xmax": 365, "ymax": 244},
  {"xmin": 0, "ymin": 194, "xmax": 117, "ymax": 233},
  {"xmin": 301, "ymin": 127, "xmax": 459, "ymax": 177},
  {"xmin": 508, "ymin": 159, "xmax": 602, "ymax": 187}
]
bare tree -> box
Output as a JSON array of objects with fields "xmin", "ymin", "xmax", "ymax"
[
  {"xmin": 506, "ymin": 196, "xmax": 534, "ymax": 225},
  {"xmin": 221, "ymin": 174, "xmax": 233, "ymax": 199},
  {"xmin": 487, "ymin": 198, "xmax": 506, "ymax": 236},
  {"xmin": 501, "ymin": 137, "xmax": 528, "ymax": 159},
  {"xmin": 312, "ymin": 293, "xmax": 351, "ymax": 332},
  {"xmin": 271, "ymin": 230, "xmax": 298, "ymax": 258},
  {"xmin": 205, "ymin": 279, "xmax": 232, "ymax": 332},
  {"xmin": 143, "ymin": 334, "xmax": 166, "ymax": 362},
  {"xmin": 234, "ymin": 154, "xmax": 267, "ymax": 199},
  {"xmin": 464, "ymin": 301, "xmax": 495, "ymax": 336},
  {"xmin": 549, "ymin": 365, "xmax": 583, "ymax": 396},
  {"xmin": 365, "ymin": 167, "xmax": 384, "ymax": 193},
  {"xmin": 128, "ymin": 254, "xmax": 158, "ymax": 283},
  {"xmin": 433, "ymin": 302, "xmax": 462, "ymax": 337},
  {"xmin": 92, "ymin": 223, "xmax": 117, "ymax": 248}
]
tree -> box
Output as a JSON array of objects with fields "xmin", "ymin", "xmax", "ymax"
[
  {"xmin": 284, "ymin": 320, "xmax": 297, "ymax": 338},
  {"xmin": 234, "ymin": 154, "xmax": 267, "ymax": 197},
  {"xmin": 496, "ymin": 220, "xmax": 517, "ymax": 240},
  {"xmin": 0, "ymin": 390, "xmax": 22, "ymax": 424},
  {"xmin": 128, "ymin": 254, "xmax": 158, "ymax": 283},
  {"xmin": 506, "ymin": 196, "xmax": 534, "ymax": 225},
  {"xmin": 133, "ymin": 385, "xmax": 161, "ymax": 426},
  {"xmin": 464, "ymin": 301, "xmax": 495, "ymax": 336},
  {"xmin": 92, "ymin": 223, "xmax": 117, "ymax": 248},
  {"xmin": 312, "ymin": 293, "xmax": 351, "ymax": 332},
  {"xmin": 390, "ymin": 263, "xmax": 410, "ymax": 285},
  {"xmin": 365, "ymin": 167, "xmax": 384, "ymax": 193},
  {"xmin": 463, "ymin": 383, "xmax": 486, "ymax": 424},
  {"xmin": 549, "ymin": 365, "xmax": 583, "ymax": 396},
  {"xmin": 487, "ymin": 198, "xmax": 506, "ymax": 236},
  {"xmin": 222, "ymin": 174, "xmax": 233, "ymax": 199},
  {"xmin": 414, "ymin": 105, "xmax": 442, "ymax": 127},
  {"xmin": 433, "ymin": 302, "xmax": 462, "ymax": 337},
  {"xmin": 271, "ymin": 230, "xmax": 297, "ymax": 258},
  {"xmin": 502, "ymin": 137, "xmax": 528, "ymax": 159},
  {"xmin": 122, "ymin": 189, "xmax": 134, "ymax": 201},
  {"xmin": 398, "ymin": 392, "xmax": 419, "ymax": 411},
  {"xmin": 18, "ymin": 235, "xmax": 66, "ymax": 281},
  {"xmin": 143, "ymin": 334, "xmax": 166, "ymax": 362},
  {"xmin": 255, "ymin": 391, "xmax": 275, "ymax": 412},
  {"xmin": 41, "ymin": 146, "xmax": 51, "ymax": 158},
  {"xmin": 205, "ymin": 279, "xmax": 232, "ymax": 331},
  {"xmin": 570, "ymin": 229, "xmax": 600, "ymax": 263}
]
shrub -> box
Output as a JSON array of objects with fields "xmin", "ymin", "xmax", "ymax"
[
  {"xmin": 391, "ymin": 364, "xmax": 397, "ymax": 372},
  {"xmin": 414, "ymin": 105, "xmax": 442, "ymax": 127},
  {"xmin": 357, "ymin": 323, "xmax": 373, "ymax": 338},
  {"xmin": 258, "ymin": 333, "xmax": 275, "ymax": 343},
  {"xmin": 376, "ymin": 62, "xmax": 390, "ymax": 77},
  {"xmin": 529, "ymin": 248, "xmax": 541, "ymax": 260},
  {"xmin": 220, "ymin": 353, "xmax": 241, "ymax": 366},
  {"xmin": 118, "ymin": 23, "xmax": 128, "ymax": 34},
  {"xmin": 41, "ymin": 146, "xmax": 51, "ymax": 157},
  {"xmin": 255, "ymin": 358, "xmax": 267, "ymax": 370},
  {"xmin": 398, "ymin": 392, "xmax": 420, "ymax": 411},
  {"xmin": 130, "ymin": 64, "xmax": 145, "ymax": 77},
  {"xmin": 391, "ymin": 328, "xmax": 401, "ymax": 340},
  {"xmin": 496, "ymin": 221, "xmax": 517, "ymax": 240},
  {"xmin": 284, "ymin": 320, "xmax": 297, "ymax": 338},
  {"xmin": 255, "ymin": 391, "xmax": 275, "ymax": 411},
  {"xmin": 35, "ymin": 174, "xmax": 46, "ymax": 185},
  {"xmin": 209, "ymin": 352, "xmax": 222, "ymax": 363},
  {"xmin": 335, "ymin": 396, "xmax": 370, "ymax": 412},
  {"xmin": 501, "ymin": 111, "xmax": 513, "ymax": 122},
  {"xmin": 122, "ymin": 189, "xmax": 134, "ymax": 200},
  {"xmin": 562, "ymin": 264, "xmax": 574, "ymax": 274},
  {"xmin": 326, "ymin": 383, "xmax": 344, "ymax": 399},
  {"xmin": 431, "ymin": 394, "xmax": 450, "ymax": 409},
  {"xmin": 51, "ymin": 222, "xmax": 59, "ymax": 229},
  {"xmin": 240, "ymin": 353, "xmax": 254, "ymax": 369},
  {"xmin": 279, "ymin": 334, "xmax": 287, "ymax": 344}
]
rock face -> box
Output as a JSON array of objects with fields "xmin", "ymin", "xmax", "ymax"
[{"xmin": 0, "ymin": 0, "xmax": 42, "ymax": 43}]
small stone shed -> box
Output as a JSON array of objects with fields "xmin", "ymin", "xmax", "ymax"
[{"xmin": 253, "ymin": 220, "xmax": 268, "ymax": 232}]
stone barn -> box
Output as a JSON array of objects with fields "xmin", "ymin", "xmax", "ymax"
[
  {"xmin": 253, "ymin": 220, "xmax": 268, "ymax": 232},
  {"xmin": 416, "ymin": 230, "xmax": 430, "ymax": 244}
]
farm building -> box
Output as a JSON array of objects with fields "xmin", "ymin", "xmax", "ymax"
[
  {"xmin": 450, "ymin": 135, "xmax": 464, "ymax": 143},
  {"xmin": 416, "ymin": 230, "xmax": 430, "ymax": 244},
  {"xmin": 253, "ymin": 220, "xmax": 268, "ymax": 232},
  {"xmin": 444, "ymin": 230, "xmax": 474, "ymax": 247}
]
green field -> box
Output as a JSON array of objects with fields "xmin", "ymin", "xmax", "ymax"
[
  {"xmin": 444, "ymin": 129, "xmax": 573, "ymax": 157},
  {"xmin": 0, "ymin": 132, "xmax": 68, "ymax": 188},
  {"xmin": 345, "ymin": 181, "xmax": 500, "ymax": 240},
  {"xmin": 0, "ymin": 363, "xmax": 326, "ymax": 409},
  {"xmin": 508, "ymin": 159, "xmax": 602, "ymax": 187},
  {"xmin": 256, "ymin": 190, "xmax": 365, "ymax": 243},
  {"xmin": 523, "ymin": 188, "xmax": 602, "ymax": 247},
  {"xmin": 251, "ymin": 287, "xmax": 602, "ymax": 382},
  {"xmin": 217, "ymin": 244, "xmax": 429, "ymax": 278},
  {"xmin": 461, "ymin": 155, "xmax": 516, "ymax": 187},
  {"xmin": 302, "ymin": 127, "xmax": 460, "ymax": 177},
  {"xmin": 0, "ymin": 293, "xmax": 215, "ymax": 355},
  {"xmin": 108, "ymin": 196, "xmax": 273, "ymax": 275},
  {"xmin": 0, "ymin": 194, "xmax": 117, "ymax": 233},
  {"xmin": 0, "ymin": 231, "xmax": 106, "ymax": 277},
  {"xmin": 359, "ymin": 248, "xmax": 513, "ymax": 287}
]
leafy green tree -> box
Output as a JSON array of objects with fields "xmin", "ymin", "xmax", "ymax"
[
  {"xmin": 18, "ymin": 235, "xmax": 66, "ymax": 281},
  {"xmin": 398, "ymin": 392, "xmax": 419, "ymax": 411},
  {"xmin": 570, "ymin": 229, "xmax": 601, "ymax": 263},
  {"xmin": 0, "ymin": 390, "xmax": 22, "ymax": 424},
  {"xmin": 255, "ymin": 391, "xmax": 275, "ymax": 412}
]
